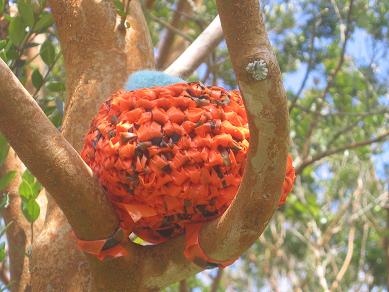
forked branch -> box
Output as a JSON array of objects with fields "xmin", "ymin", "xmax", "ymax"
[
  {"xmin": 0, "ymin": 59, "xmax": 119, "ymax": 241},
  {"xmin": 0, "ymin": 1, "xmax": 288, "ymax": 290},
  {"xmin": 139, "ymin": 0, "xmax": 289, "ymax": 288}
]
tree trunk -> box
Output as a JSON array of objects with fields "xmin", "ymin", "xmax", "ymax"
[{"xmin": 0, "ymin": 0, "xmax": 289, "ymax": 290}]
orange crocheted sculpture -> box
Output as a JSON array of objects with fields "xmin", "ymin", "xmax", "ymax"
[{"xmin": 80, "ymin": 72, "xmax": 295, "ymax": 266}]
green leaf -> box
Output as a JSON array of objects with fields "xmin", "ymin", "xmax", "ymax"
[
  {"xmin": 40, "ymin": 40, "xmax": 55, "ymax": 65},
  {"xmin": 19, "ymin": 180, "xmax": 33, "ymax": 200},
  {"xmin": 0, "ymin": 40, "xmax": 6, "ymax": 50},
  {"xmin": 19, "ymin": 170, "xmax": 41, "ymax": 200},
  {"xmin": 3, "ymin": 14, "xmax": 11, "ymax": 22},
  {"xmin": 33, "ymin": 11, "xmax": 54, "ymax": 32},
  {"xmin": 47, "ymin": 81, "xmax": 65, "ymax": 92},
  {"xmin": 0, "ymin": 242, "xmax": 5, "ymax": 262},
  {"xmin": 22, "ymin": 169, "xmax": 35, "ymax": 185},
  {"xmin": 114, "ymin": 0, "xmax": 124, "ymax": 10},
  {"xmin": 0, "ymin": 193, "xmax": 9, "ymax": 209},
  {"xmin": 31, "ymin": 69, "xmax": 44, "ymax": 89},
  {"xmin": 0, "ymin": 0, "xmax": 5, "ymax": 14},
  {"xmin": 31, "ymin": 181, "xmax": 42, "ymax": 199},
  {"xmin": 5, "ymin": 45, "xmax": 19, "ymax": 60},
  {"xmin": 114, "ymin": 0, "xmax": 126, "ymax": 17},
  {"xmin": 18, "ymin": 0, "xmax": 35, "ymax": 27},
  {"xmin": 0, "ymin": 133, "xmax": 9, "ymax": 166},
  {"xmin": 22, "ymin": 200, "xmax": 40, "ymax": 223},
  {"xmin": 0, "ymin": 171, "xmax": 17, "ymax": 192},
  {"xmin": 9, "ymin": 16, "xmax": 26, "ymax": 46},
  {"xmin": 0, "ymin": 51, "xmax": 7, "ymax": 62},
  {"xmin": 133, "ymin": 236, "xmax": 145, "ymax": 245},
  {"xmin": 48, "ymin": 109, "xmax": 63, "ymax": 128}
]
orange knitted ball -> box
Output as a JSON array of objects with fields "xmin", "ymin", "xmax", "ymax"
[{"xmin": 81, "ymin": 82, "xmax": 293, "ymax": 244}]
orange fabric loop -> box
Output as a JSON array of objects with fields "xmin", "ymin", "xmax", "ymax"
[
  {"xmin": 75, "ymin": 227, "xmax": 129, "ymax": 261},
  {"xmin": 184, "ymin": 223, "xmax": 237, "ymax": 269}
]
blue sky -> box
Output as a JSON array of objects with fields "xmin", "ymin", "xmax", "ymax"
[{"xmin": 281, "ymin": 26, "xmax": 389, "ymax": 179}]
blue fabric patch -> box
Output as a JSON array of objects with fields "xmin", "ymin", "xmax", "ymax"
[{"xmin": 125, "ymin": 70, "xmax": 185, "ymax": 91}]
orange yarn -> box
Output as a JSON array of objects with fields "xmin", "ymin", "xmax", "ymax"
[{"xmin": 81, "ymin": 82, "xmax": 295, "ymax": 254}]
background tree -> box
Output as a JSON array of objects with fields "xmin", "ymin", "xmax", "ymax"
[
  {"xmin": 0, "ymin": 0, "xmax": 289, "ymax": 291},
  {"xmin": 0, "ymin": 0, "xmax": 388, "ymax": 291}
]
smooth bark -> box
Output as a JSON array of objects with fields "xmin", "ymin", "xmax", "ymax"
[{"xmin": 0, "ymin": 0, "xmax": 288, "ymax": 290}]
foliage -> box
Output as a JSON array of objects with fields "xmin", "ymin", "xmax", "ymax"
[
  {"xmin": 0, "ymin": 0, "xmax": 388, "ymax": 290},
  {"xmin": 18, "ymin": 169, "xmax": 41, "ymax": 223},
  {"xmin": 0, "ymin": 0, "xmax": 64, "ymax": 128},
  {"xmin": 154, "ymin": 0, "xmax": 389, "ymax": 290}
]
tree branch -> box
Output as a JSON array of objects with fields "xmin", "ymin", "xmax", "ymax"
[
  {"xmin": 0, "ymin": 150, "xmax": 30, "ymax": 291},
  {"xmin": 1, "ymin": 31, "xmax": 49, "ymax": 288},
  {"xmin": 179, "ymin": 279, "xmax": 189, "ymax": 292},
  {"xmin": 145, "ymin": 0, "xmax": 155, "ymax": 9},
  {"xmin": 31, "ymin": 2, "xmax": 153, "ymax": 289},
  {"xmin": 0, "ymin": 263, "xmax": 10, "ymax": 287},
  {"xmin": 42, "ymin": 0, "xmax": 155, "ymax": 237},
  {"xmin": 50, "ymin": 0, "xmax": 154, "ymax": 152},
  {"xmin": 150, "ymin": 13, "xmax": 194, "ymax": 43},
  {"xmin": 289, "ymin": 12, "xmax": 320, "ymax": 113},
  {"xmin": 155, "ymin": 0, "xmax": 198, "ymax": 69},
  {"xmin": 296, "ymin": 131, "xmax": 389, "ymax": 175},
  {"xmin": 384, "ymin": 200, "xmax": 389, "ymax": 289},
  {"xmin": 1, "ymin": 1, "xmax": 288, "ymax": 290},
  {"xmin": 140, "ymin": 0, "xmax": 289, "ymax": 289},
  {"xmin": 0, "ymin": 58, "xmax": 119, "ymax": 240},
  {"xmin": 325, "ymin": 116, "xmax": 366, "ymax": 149},
  {"xmin": 165, "ymin": 15, "xmax": 224, "ymax": 78},
  {"xmin": 330, "ymin": 226, "xmax": 356, "ymax": 291},
  {"xmin": 300, "ymin": 0, "xmax": 354, "ymax": 161},
  {"xmin": 210, "ymin": 269, "xmax": 223, "ymax": 292}
]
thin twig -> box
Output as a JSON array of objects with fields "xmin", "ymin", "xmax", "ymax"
[
  {"xmin": 9, "ymin": 2, "xmax": 47, "ymax": 73},
  {"xmin": 385, "ymin": 198, "xmax": 389, "ymax": 290},
  {"xmin": 320, "ymin": 198, "xmax": 352, "ymax": 246},
  {"xmin": 25, "ymin": 223, "xmax": 34, "ymax": 291},
  {"xmin": 149, "ymin": 13, "xmax": 194, "ymax": 43},
  {"xmin": 155, "ymin": 0, "xmax": 198, "ymax": 69},
  {"xmin": 326, "ymin": 115, "xmax": 368, "ymax": 149},
  {"xmin": 330, "ymin": 226, "xmax": 356, "ymax": 291},
  {"xmin": 330, "ymin": 0, "xmax": 345, "ymax": 43},
  {"xmin": 166, "ymin": 6, "xmax": 207, "ymax": 28},
  {"xmin": 296, "ymin": 130, "xmax": 389, "ymax": 174},
  {"xmin": 201, "ymin": 61, "xmax": 211, "ymax": 84},
  {"xmin": 300, "ymin": 0, "xmax": 354, "ymax": 161},
  {"xmin": 165, "ymin": 16, "xmax": 223, "ymax": 78},
  {"xmin": 210, "ymin": 269, "xmax": 223, "ymax": 292},
  {"xmin": 32, "ymin": 52, "xmax": 61, "ymax": 99},
  {"xmin": 317, "ymin": 259, "xmax": 330, "ymax": 292},
  {"xmin": 9, "ymin": 32, "xmax": 36, "ymax": 72},
  {"xmin": 350, "ymin": 191, "xmax": 388, "ymax": 222},
  {"xmin": 358, "ymin": 223, "xmax": 369, "ymax": 273},
  {"xmin": 179, "ymin": 279, "xmax": 189, "ymax": 292},
  {"xmin": 294, "ymin": 104, "xmax": 389, "ymax": 118},
  {"xmin": 210, "ymin": 52, "xmax": 217, "ymax": 86},
  {"xmin": 0, "ymin": 263, "xmax": 10, "ymax": 287},
  {"xmin": 289, "ymin": 12, "xmax": 321, "ymax": 112}
]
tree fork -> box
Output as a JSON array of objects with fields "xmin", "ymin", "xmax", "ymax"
[{"xmin": 0, "ymin": 0, "xmax": 288, "ymax": 291}]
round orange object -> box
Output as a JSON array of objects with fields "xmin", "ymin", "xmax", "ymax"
[{"xmin": 81, "ymin": 82, "xmax": 294, "ymax": 244}]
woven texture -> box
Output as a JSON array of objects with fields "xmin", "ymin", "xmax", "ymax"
[{"xmin": 81, "ymin": 82, "xmax": 293, "ymax": 244}]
